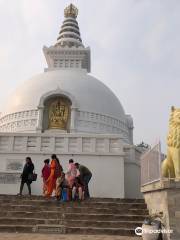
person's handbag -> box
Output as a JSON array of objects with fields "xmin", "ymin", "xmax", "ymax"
[{"xmin": 28, "ymin": 172, "xmax": 37, "ymax": 182}]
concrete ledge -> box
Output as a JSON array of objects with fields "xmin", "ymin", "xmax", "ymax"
[{"xmin": 141, "ymin": 179, "xmax": 180, "ymax": 193}]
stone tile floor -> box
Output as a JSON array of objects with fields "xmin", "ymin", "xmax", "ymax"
[{"xmin": 0, "ymin": 234, "xmax": 141, "ymax": 240}]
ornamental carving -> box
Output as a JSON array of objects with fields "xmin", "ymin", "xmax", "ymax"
[
  {"xmin": 64, "ymin": 4, "xmax": 78, "ymax": 19},
  {"xmin": 0, "ymin": 173, "xmax": 21, "ymax": 184},
  {"xmin": 6, "ymin": 162, "xmax": 23, "ymax": 171}
]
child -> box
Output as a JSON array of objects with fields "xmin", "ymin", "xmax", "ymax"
[
  {"xmin": 41, "ymin": 159, "xmax": 50, "ymax": 195},
  {"xmin": 72, "ymin": 177, "xmax": 85, "ymax": 201},
  {"xmin": 56, "ymin": 172, "xmax": 69, "ymax": 201}
]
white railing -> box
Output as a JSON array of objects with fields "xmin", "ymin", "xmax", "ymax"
[{"xmin": 141, "ymin": 142, "xmax": 162, "ymax": 186}]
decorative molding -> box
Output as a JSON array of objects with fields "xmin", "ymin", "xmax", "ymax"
[
  {"xmin": 0, "ymin": 110, "xmax": 38, "ymax": 124},
  {"xmin": 0, "ymin": 108, "xmax": 132, "ymax": 143},
  {"xmin": 0, "ymin": 119, "xmax": 37, "ymax": 132},
  {"xmin": 76, "ymin": 110, "xmax": 130, "ymax": 143},
  {"xmin": 0, "ymin": 133, "xmax": 124, "ymax": 156},
  {"xmin": 38, "ymin": 89, "xmax": 79, "ymax": 109}
]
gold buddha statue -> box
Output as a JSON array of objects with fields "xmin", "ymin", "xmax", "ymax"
[{"xmin": 48, "ymin": 99, "xmax": 69, "ymax": 130}]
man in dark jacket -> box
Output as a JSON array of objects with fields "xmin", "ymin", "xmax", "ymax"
[
  {"xmin": 75, "ymin": 163, "xmax": 92, "ymax": 199},
  {"xmin": 18, "ymin": 157, "xmax": 34, "ymax": 195}
]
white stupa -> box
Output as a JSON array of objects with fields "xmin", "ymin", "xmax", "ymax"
[
  {"xmin": 0, "ymin": 4, "xmax": 141, "ymax": 198},
  {"xmin": 0, "ymin": 4, "xmax": 133, "ymax": 144}
]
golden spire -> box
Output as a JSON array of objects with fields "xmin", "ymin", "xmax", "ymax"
[{"xmin": 64, "ymin": 3, "xmax": 78, "ymax": 19}]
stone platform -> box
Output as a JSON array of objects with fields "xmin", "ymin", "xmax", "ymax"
[
  {"xmin": 0, "ymin": 233, "xmax": 141, "ymax": 240},
  {"xmin": 141, "ymin": 179, "xmax": 180, "ymax": 240},
  {"xmin": 0, "ymin": 195, "xmax": 148, "ymax": 237}
]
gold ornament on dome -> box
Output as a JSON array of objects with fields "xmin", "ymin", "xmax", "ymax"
[
  {"xmin": 48, "ymin": 99, "xmax": 69, "ymax": 130},
  {"xmin": 64, "ymin": 4, "xmax": 78, "ymax": 19}
]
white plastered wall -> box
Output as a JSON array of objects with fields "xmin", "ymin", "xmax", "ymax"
[
  {"xmin": 124, "ymin": 146, "xmax": 143, "ymax": 199},
  {"xmin": 0, "ymin": 133, "xmax": 125, "ymax": 198},
  {"xmin": 0, "ymin": 153, "xmax": 124, "ymax": 198}
]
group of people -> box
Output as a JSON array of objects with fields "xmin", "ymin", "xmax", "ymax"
[{"xmin": 18, "ymin": 155, "xmax": 92, "ymax": 201}]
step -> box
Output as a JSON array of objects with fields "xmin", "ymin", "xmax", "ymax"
[
  {"xmin": 0, "ymin": 225, "xmax": 33, "ymax": 233},
  {"xmin": 0, "ymin": 224, "xmax": 137, "ymax": 236},
  {"xmin": 0, "ymin": 211, "xmax": 148, "ymax": 221},
  {"xmin": 0, "ymin": 206, "xmax": 148, "ymax": 215},
  {"xmin": 65, "ymin": 226, "xmax": 136, "ymax": 236},
  {"xmin": 63, "ymin": 220, "xmax": 143, "ymax": 228},
  {"xmin": 0, "ymin": 217, "xmax": 143, "ymax": 229},
  {"xmin": 0, "ymin": 211, "xmax": 62, "ymax": 219},
  {"xmin": 64, "ymin": 213, "xmax": 148, "ymax": 222},
  {"xmin": 89, "ymin": 198, "xmax": 145, "ymax": 203},
  {"xmin": 0, "ymin": 200, "xmax": 147, "ymax": 209},
  {"xmin": 0, "ymin": 195, "xmax": 148, "ymax": 236},
  {"xmin": 35, "ymin": 225, "xmax": 136, "ymax": 236},
  {"xmin": 0, "ymin": 217, "xmax": 60, "ymax": 225},
  {"xmin": 0, "ymin": 195, "xmax": 145, "ymax": 203}
]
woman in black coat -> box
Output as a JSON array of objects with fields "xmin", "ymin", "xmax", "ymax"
[{"xmin": 18, "ymin": 157, "xmax": 34, "ymax": 196}]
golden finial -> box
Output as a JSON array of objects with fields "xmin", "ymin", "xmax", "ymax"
[{"xmin": 64, "ymin": 3, "xmax": 78, "ymax": 19}]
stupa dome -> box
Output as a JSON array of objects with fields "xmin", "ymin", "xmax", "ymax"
[{"xmin": 5, "ymin": 70, "xmax": 125, "ymax": 120}]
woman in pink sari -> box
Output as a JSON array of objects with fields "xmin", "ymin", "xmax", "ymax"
[
  {"xmin": 41, "ymin": 159, "xmax": 51, "ymax": 195},
  {"xmin": 66, "ymin": 159, "xmax": 77, "ymax": 188}
]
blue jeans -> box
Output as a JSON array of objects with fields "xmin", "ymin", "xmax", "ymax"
[{"xmin": 83, "ymin": 174, "xmax": 92, "ymax": 198}]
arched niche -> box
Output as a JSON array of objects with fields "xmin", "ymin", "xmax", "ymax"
[
  {"xmin": 43, "ymin": 96, "xmax": 72, "ymax": 132},
  {"xmin": 37, "ymin": 89, "xmax": 78, "ymax": 133}
]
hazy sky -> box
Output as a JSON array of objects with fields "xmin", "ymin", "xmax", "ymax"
[{"xmin": 0, "ymin": 0, "xmax": 180, "ymax": 152}]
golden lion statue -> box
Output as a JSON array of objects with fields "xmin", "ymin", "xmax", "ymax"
[{"xmin": 162, "ymin": 106, "xmax": 180, "ymax": 179}]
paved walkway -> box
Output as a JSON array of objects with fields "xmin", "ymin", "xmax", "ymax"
[{"xmin": 0, "ymin": 234, "xmax": 141, "ymax": 240}]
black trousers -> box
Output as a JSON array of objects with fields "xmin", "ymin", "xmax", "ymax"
[
  {"xmin": 20, "ymin": 180, "xmax": 31, "ymax": 195},
  {"xmin": 83, "ymin": 174, "xmax": 92, "ymax": 199}
]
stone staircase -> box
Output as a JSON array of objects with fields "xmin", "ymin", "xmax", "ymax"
[{"xmin": 0, "ymin": 195, "xmax": 148, "ymax": 236}]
